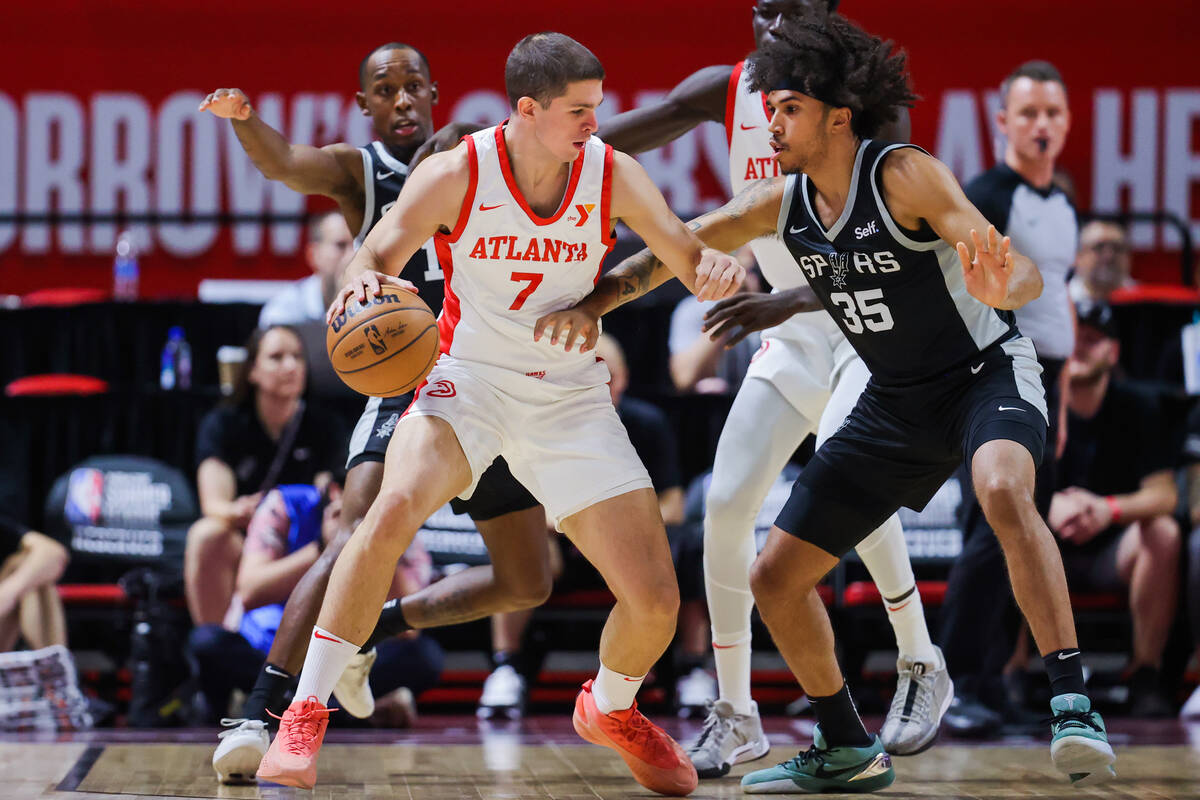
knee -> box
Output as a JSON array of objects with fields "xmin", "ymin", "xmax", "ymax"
[
  {"xmin": 623, "ymin": 577, "xmax": 680, "ymax": 626},
  {"xmin": 1141, "ymin": 516, "xmax": 1181, "ymax": 562},
  {"xmin": 186, "ymin": 517, "xmax": 235, "ymax": 551},
  {"xmin": 186, "ymin": 624, "xmax": 227, "ymax": 663},
  {"xmin": 361, "ymin": 489, "xmax": 425, "ymax": 549},
  {"xmin": 511, "ymin": 574, "xmax": 554, "ymax": 609},
  {"xmin": 976, "ymin": 472, "xmax": 1035, "ymax": 533},
  {"xmin": 749, "ymin": 553, "xmax": 791, "ymax": 607}
]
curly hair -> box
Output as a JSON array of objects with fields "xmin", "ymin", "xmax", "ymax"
[{"xmin": 745, "ymin": 13, "xmax": 916, "ymax": 139}]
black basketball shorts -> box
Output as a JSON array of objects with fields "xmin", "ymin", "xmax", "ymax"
[
  {"xmin": 775, "ymin": 335, "xmax": 1048, "ymax": 557},
  {"xmin": 344, "ymin": 394, "xmax": 539, "ymax": 521}
]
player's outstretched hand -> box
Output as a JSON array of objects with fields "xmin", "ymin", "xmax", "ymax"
[
  {"xmin": 326, "ymin": 270, "xmax": 418, "ymax": 324},
  {"xmin": 702, "ymin": 287, "xmax": 822, "ymax": 347},
  {"xmin": 199, "ymin": 88, "xmax": 253, "ymax": 120},
  {"xmin": 533, "ymin": 307, "xmax": 601, "ymax": 353},
  {"xmin": 410, "ymin": 122, "xmax": 482, "ymax": 169},
  {"xmin": 958, "ymin": 225, "xmax": 1013, "ymax": 308},
  {"xmin": 694, "ymin": 249, "xmax": 745, "ymax": 301}
]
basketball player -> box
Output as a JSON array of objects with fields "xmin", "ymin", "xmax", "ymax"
[
  {"xmin": 259, "ymin": 33, "xmax": 743, "ymax": 795},
  {"xmin": 199, "ymin": 44, "xmax": 557, "ymax": 783},
  {"xmin": 591, "ymin": 0, "xmax": 947, "ymax": 772},
  {"xmin": 537, "ymin": 13, "xmax": 1116, "ymax": 791}
]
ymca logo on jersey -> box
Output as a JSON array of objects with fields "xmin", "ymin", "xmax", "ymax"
[
  {"xmin": 829, "ymin": 252, "xmax": 851, "ymax": 289},
  {"xmin": 854, "ymin": 220, "xmax": 879, "ymax": 239},
  {"xmin": 566, "ymin": 203, "xmax": 595, "ymax": 228}
]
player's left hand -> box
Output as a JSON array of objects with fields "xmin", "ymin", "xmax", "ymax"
[
  {"xmin": 533, "ymin": 306, "xmax": 601, "ymax": 353},
  {"xmin": 410, "ymin": 122, "xmax": 482, "ymax": 169},
  {"xmin": 694, "ymin": 249, "xmax": 745, "ymax": 302},
  {"xmin": 958, "ymin": 225, "xmax": 1013, "ymax": 308},
  {"xmin": 702, "ymin": 286, "xmax": 822, "ymax": 347},
  {"xmin": 326, "ymin": 270, "xmax": 418, "ymax": 323}
]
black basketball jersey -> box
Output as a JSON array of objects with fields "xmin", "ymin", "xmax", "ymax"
[
  {"xmin": 779, "ymin": 139, "xmax": 1018, "ymax": 386},
  {"xmin": 356, "ymin": 141, "xmax": 446, "ymax": 313}
]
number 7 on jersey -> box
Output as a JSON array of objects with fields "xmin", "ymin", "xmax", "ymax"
[{"xmin": 509, "ymin": 272, "xmax": 544, "ymax": 310}]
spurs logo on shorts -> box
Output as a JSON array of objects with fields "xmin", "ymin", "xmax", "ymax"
[{"xmin": 374, "ymin": 413, "xmax": 400, "ymax": 439}]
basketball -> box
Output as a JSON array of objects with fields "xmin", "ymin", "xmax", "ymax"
[{"xmin": 326, "ymin": 290, "xmax": 439, "ymax": 397}]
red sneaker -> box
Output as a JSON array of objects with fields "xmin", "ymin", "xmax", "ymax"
[
  {"xmin": 573, "ymin": 679, "xmax": 698, "ymax": 796},
  {"xmin": 255, "ymin": 696, "xmax": 330, "ymax": 789}
]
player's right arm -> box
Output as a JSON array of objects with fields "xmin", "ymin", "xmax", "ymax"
[
  {"xmin": 534, "ymin": 177, "xmax": 786, "ymax": 352},
  {"xmin": 326, "ymin": 146, "xmax": 469, "ymax": 321},
  {"xmin": 599, "ymin": 65, "xmax": 732, "ymax": 154},
  {"xmin": 199, "ymin": 88, "xmax": 364, "ymax": 215}
]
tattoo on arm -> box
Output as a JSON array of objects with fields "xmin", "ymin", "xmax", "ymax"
[
  {"xmin": 724, "ymin": 178, "xmax": 780, "ymax": 221},
  {"xmin": 602, "ymin": 221, "xmax": 703, "ymax": 309}
]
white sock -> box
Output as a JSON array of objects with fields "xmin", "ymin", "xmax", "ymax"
[
  {"xmin": 711, "ymin": 627, "xmax": 753, "ymax": 715},
  {"xmin": 592, "ymin": 664, "xmax": 644, "ymax": 714},
  {"xmin": 884, "ymin": 588, "xmax": 938, "ymax": 665},
  {"xmin": 855, "ymin": 516, "xmax": 938, "ymax": 665},
  {"xmin": 292, "ymin": 626, "xmax": 361, "ymax": 706}
]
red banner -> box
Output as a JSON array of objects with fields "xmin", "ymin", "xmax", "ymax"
[{"xmin": 2, "ymin": 0, "xmax": 1197, "ymax": 296}]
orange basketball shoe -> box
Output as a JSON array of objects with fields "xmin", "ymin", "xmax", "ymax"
[
  {"xmin": 255, "ymin": 696, "xmax": 330, "ymax": 789},
  {"xmin": 573, "ymin": 679, "xmax": 698, "ymax": 796}
]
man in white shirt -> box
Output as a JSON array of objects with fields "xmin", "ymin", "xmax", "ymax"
[{"xmin": 258, "ymin": 211, "xmax": 354, "ymax": 328}]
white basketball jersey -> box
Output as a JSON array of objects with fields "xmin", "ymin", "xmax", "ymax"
[
  {"xmin": 433, "ymin": 126, "xmax": 614, "ymax": 387},
  {"xmin": 727, "ymin": 62, "xmax": 804, "ymax": 292}
]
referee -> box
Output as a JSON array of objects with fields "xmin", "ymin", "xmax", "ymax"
[{"xmin": 939, "ymin": 60, "xmax": 1079, "ymax": 736}]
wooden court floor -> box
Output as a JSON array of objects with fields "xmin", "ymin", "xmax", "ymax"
[{"xmin": 3, "ymin": 716, "xmax": 1198, "ymax": 799}]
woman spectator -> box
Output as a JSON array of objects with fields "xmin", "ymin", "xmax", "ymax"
[{"xmin": 183, "ymin": 325, "xmax": 345, "ymax": 625}]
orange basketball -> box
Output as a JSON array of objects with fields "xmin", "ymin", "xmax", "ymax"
[{"xmin": 326, "ymin": 290, "xmax": 439, "ymax": 397}]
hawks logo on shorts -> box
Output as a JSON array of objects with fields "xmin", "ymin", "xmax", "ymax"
[{"xmin": 431, "ymin": 125, "xmax": 615, "ymax": 386}]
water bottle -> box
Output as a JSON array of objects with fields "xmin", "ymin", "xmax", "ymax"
[
  {"xmin": 160, "ymin": 327, "xmax": 190, "ymax": 390},
  {"xmin": 113, "ymin": 230, "xmax": 139, "ymax": 301},
  {"xmin": 176, "ymin": 331, "xmax": 192, "ymax": 390}
]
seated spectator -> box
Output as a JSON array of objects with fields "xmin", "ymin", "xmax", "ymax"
[
  {"xmin": 0, "ymin": 516, "xmax": 69, "ymax": 652},
  {"xmin": 1050, "ymin": 302, "xmax": 1179, "ymax": 717},
  {"xmin": 184, "ymin": 325, "xmax": 345, "ymax": 625},
  {"xmin": 1179, "ymin": 405, "xmax": 1200, "ymax": 718},
  {"xmin": 477, "ymin": 335, "xmax": 690, "ymax": 719},
  {"xmin": 258, "ymin": 210, "xmax": 354, "ymax": 328},
  {"xmin": 1069, "ymin": 220, "xmax": 1134, "ymax": 314},
  {"xmin": 188, "ymin": 484, "xmax": 442, "ymax": 724},
  {"xmin": 669, "ymin": 247, "xmax": 762, "ymax": 394}
]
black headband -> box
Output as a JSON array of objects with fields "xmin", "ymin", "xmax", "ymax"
[{"xmin": 769, "ymin": 78, "xmax": 843, "ymax": 109}]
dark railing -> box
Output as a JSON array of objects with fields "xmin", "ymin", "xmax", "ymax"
[{"xmin": 1, "ymin": 208, "xmax": 1195, "ymax": 284}]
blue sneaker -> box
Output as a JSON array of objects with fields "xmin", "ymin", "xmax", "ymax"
[
  {"xmin": 741, "ymin": 725, "xmax": 894, "ymax": 794},
  {"xmin": 1047, "ymin": 693, "xmax": 1115, "ymax": 785}
]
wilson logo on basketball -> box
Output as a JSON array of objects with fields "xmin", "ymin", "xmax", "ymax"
[
  {"xmin": 467, "ymin": 236, "xmax": 589, "ymax": 263},
  {"xmin": 426, "ymin": 380, "xmax": 456, "ymax": 398},
  {"xmin": 329, "ymin": 292, "xmax": 413, "ymax": 334}
]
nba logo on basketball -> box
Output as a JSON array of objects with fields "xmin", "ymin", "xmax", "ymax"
[
  {"xmin": 65, "ymin": 468, "xmax": 104, "ymax": 524},
  {"xmin": 365, "ymin": 324, "xmax": 388, "ymax": 355}
]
